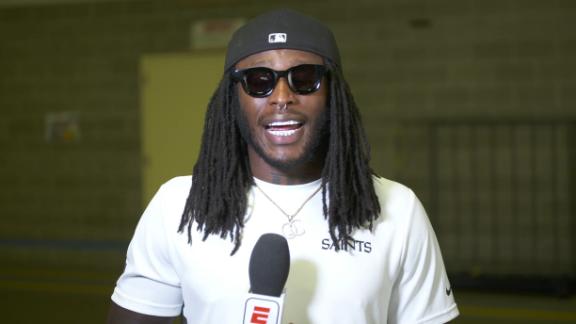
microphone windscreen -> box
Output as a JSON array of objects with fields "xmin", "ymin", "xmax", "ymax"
[{"xmin": 249, "ymin": 233, "xmax": 290, "ymax": 297}]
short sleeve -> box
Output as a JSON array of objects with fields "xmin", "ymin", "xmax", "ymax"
[
  {"xmin": 111, "ymin": 182, "xmax": 184, "ymax": 317},
  {"xmin": 388, "ymin": 193, "xmax": 459, "ymax": 324}
]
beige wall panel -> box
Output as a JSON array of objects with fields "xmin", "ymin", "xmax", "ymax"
[{"xmin": 141, "ymin": 52, "xmax": 225, "ymax": 204}]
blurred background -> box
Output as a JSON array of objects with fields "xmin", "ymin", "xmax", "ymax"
[{"xmin": 0, "ymin": 0, "xmax": 574, "ymax": 323}]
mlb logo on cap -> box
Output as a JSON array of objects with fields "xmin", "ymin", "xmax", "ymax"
[{"xmin": 268, "ymin": 33, "xmax": 287, "ymax": 43}]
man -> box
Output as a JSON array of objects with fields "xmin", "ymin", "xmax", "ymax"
[{"xmin": 108, "ymin": 9, "xmax": 459, "ymax": 324}]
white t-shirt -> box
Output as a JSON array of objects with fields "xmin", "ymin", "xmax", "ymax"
[{"xmin": 112, "ymin": 176, "xmax": 459, "ymax": 323}]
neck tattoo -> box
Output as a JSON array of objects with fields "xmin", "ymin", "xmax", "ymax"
[{"xmin": 255, "ymin": 183, "xmax": 322, "ymax": 239}]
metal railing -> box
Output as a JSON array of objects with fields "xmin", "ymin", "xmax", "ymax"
[{"xmin": 375, "ymin": 118, "xmax": 575, "ymax": 293}]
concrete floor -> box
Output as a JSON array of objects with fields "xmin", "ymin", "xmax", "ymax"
[
  {"xmin": 454, "ymin": 290, "xmax": 576, "ymax": 323},
  {"xmin": 1, "ymin": 276, "xmax": 575, "ymax": 323},
  {"xmin": 0, "ymin": 251, "xmax": 574, "ymax": 324}
]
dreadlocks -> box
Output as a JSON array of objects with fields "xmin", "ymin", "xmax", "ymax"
[
  {"xmin": 321, "ymin": 61, "xmax": 381, "ymax": 247},
  {"xmin": 178, "ymin": 59, "xmax": 381, "ymax": 254}
]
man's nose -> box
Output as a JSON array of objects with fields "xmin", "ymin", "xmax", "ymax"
[{"xmin": 269, "ymin": 77, "xmax": 295, "ymax": 109}]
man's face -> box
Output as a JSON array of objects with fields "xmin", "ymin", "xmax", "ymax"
[{"xmin": 235, "ymin": 49, "xmax": 329, "ymax": 178}]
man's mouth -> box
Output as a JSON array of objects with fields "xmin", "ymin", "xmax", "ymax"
[{"xmin": 265, "ymin": 120, "xmax": 303, "ymax": 137}]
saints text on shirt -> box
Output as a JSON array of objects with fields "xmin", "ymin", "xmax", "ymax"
[{"xmin": 321, "ymin": 238, "xmax": 372, "ymax": 253}]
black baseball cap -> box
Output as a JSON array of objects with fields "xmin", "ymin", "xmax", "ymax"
[{"xmin": 224, "ymin": 9, "xmax": 341, "ymax": 71}]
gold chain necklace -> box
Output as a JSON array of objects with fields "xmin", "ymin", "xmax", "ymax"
[{"xmin": 254, "ymin": 183, "xmax": 322, "ymax": 239}]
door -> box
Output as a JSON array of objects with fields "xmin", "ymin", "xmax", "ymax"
[{"xmin": 140, "ymin": 51, "xmax": 225, "ymax": 204}]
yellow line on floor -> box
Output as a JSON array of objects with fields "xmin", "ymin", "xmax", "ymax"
[
  {"xmin": 460, "ymin": 305, "xmax": 576, "ymax": 321},
  {"xmin": 0, "ymin": 269, "xmax": 117, "ymax": 281},
  {"xmin": 0, "ymin": 280, "xmax": 112, "ymax": 296}
]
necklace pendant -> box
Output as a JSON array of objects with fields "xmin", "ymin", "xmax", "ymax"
[{"xmin": 282, "ymin": 219, "xmax": 305, "ymax": 239}]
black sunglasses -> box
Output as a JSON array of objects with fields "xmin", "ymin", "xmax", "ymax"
[{"xmin": 231, "ymin": 64, "xmax": 327, "ymax": 98}]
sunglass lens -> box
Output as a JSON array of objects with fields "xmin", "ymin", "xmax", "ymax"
[
  {"xmin": 244, "ymin": 68, "xmax": 275, "ymax": 97},
  {"xmin": 290, "ymin": 65, "xmax": 322, "ymax": 94}
]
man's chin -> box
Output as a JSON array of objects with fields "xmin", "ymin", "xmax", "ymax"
[
  {"xmin": 262, "ymin": 154, "xmax": 309, "ymax": 171},
  {"xmin": 257, "ymin": 138, "xmax": 328, "ymax": 173}
]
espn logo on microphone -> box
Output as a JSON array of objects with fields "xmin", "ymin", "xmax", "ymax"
[{"xmin": 243, "ymin": 297, "xmax": 280, "ymax": 324}]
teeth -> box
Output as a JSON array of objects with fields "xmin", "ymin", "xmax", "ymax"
[
  {"xmin": 268, "ymin": 120, "xmax": 300, "ymax": 127},
  {"xmin": 266, "ymin": 120, "xmax": 302, "ymax": 137},
  {"xmin": 268, "ymin": 129, "xmax": 298, "ymax": 137}
]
